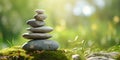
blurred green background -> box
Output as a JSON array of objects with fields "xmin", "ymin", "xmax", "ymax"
[{"xmin": 0, "ymin": 0, "xmax": 120, "ymax": 50}]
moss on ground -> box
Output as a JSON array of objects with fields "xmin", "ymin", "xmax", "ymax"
[
  {"xmin": 1, "ymin": 46, "xmax": 120, "ymax": 60},
  {"xmin": 0, "ymin": 46, "xmax": 73, "ymax": 60}
]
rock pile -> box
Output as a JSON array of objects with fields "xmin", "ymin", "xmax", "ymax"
[{"xmin": 22, "ymin": 9, "xmax": 59, "ymax": 51}]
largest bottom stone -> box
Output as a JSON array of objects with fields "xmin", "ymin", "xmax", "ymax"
[{"xmin": 22, "ymin": 40, "xmax": 59, "ymax": 51}]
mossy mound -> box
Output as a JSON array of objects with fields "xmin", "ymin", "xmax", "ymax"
[
  {"xmin": 86, "ymin": 52, "xmax": 120, "ymax": 60},
  {"xmin": 0, "ymin": 46, "xmax": 73, "ymax": 60}
]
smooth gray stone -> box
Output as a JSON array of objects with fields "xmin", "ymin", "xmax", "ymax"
[
  {"xmin": 27, "ymin": 19, "xmax": 45, "ymax": 27},
  {"xmin": 22, "ymin": 40, "xmax": 59, "ymax": 51},
  {"xmin": 34, "ymin": 14, "xmax": 47, "ymax": 21},
  {"xmin": 23, "ymin": 33, "xmax": 52, "ymax": 39},
  {"xmin": 27, "ymin": 26, "xmax": 53, "ymax": 33},
  {"xmin": 35, "ymin": 9, "xmax": 45, "ymax": 14}
]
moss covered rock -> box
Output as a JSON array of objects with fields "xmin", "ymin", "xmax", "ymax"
[
  {"xmin": 87, "ymin": 52, "xmax": 120, "ymax": 60},
  {"xmin": 0, "ymin": 46, "xmax": 73, "ymax": 60}
]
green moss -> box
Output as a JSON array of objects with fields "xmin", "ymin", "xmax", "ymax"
[
  {"xmin": 0, "ymin": 46, "xmax": 31, "ymax": 60},
  {"xmin": 32, "ymin": 50, "xmax": 68, "ymax": 60},
  {"xmin": 115, "ymin": 54, "xmax": 120, "ymax": 60},
  {"xmin": 0, "ymin": 46, "xmax": 73, "ymax": 60}
]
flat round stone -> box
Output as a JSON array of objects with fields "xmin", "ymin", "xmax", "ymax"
[
  {"xmin": 35, "ymin": 9, "xmax": 45, "ymax": 14},
  {"xmin": 23, "ymin": 33, "xmax": 52, "ymax": 39},
  {"xmin": 22, "ymin": 40, "xmax": 59, "ymax": 51},
  {"xmin": 27, "ymin": 19, "xmax": 45, "ymax": 27},
  {"xmin": 27, "ymin": 26, "xmax": 53, "ymax": 33},
  {"xmin": 34, "ymin": 14, "xmax": 47, "ymax": 21}
]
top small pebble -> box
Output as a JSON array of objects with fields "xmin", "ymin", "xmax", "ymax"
[
  {"xmin": 35, "ymin": 9, "xmax": 45, "ymax": 14},
  {"xmin": 34, "ymin": 9, "xmax": 47, "ymax": 21}
]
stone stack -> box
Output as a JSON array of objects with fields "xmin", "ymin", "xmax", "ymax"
[{"xmin": 22, "ymin": 10, "xmax": 59, "ymax": 51}]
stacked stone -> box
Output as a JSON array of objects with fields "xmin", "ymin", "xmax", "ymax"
[{"xmin": 22, "ymin": 10, "xmax": 59, "ymax": 51}]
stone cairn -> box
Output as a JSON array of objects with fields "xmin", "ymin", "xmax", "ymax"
[{"xmin": 22, "ymin": 9, "xmax": 59, "ymax": 51}]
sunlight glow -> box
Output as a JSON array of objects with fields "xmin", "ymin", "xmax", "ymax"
[
  {"xmin": 65, "ymin": 3, "xmax": 72, "ymax": 12},
  {"xmin": 91, "ymin": 23, "xmax": 97, "ymax": 31},
  {"xmin": 113, "ymin": 16, "xmax": 119, "ymax": 23},
  {"xmin": 82, "ymin": 5, "xmax": 95, "ymax": 16},
  {"xmin": 93, "ymin": 0, "xmax": 105, "ymax": 9},
  {"xmin": 73, "ymin": 0, "xmax": 95, "ymax": 16},
  {"xmin": 73, "ymin": 7, "xmax": 82, "ymax": 16}
]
